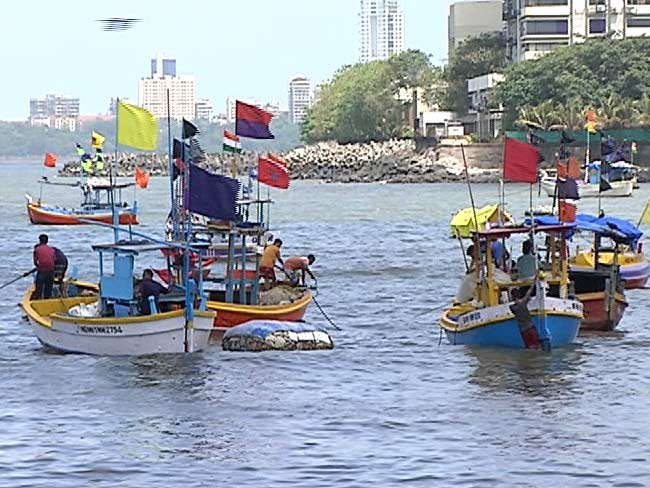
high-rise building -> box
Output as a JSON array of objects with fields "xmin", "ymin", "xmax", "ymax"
[
  {"xmin": 448, "ymin": 1, "xmax": 503, "ymax": 58},
  {"xmin": 195, "ymin": 99, "xmax": 213, "ymax": 121},
  {"xmin": 138, "ymin": 55, "xmax": 196, "ymax": 120},
  {"xmin": 505, "ymin": 0, "xmax": 650, "ymax": 63},
  {"xmin": 29, "ymin": 94, "xmax": 80, "ymax": 119},
  {"xmin": 151, "ymin": 54, "xmax": 176, "ymax": 78},
  {"xmin": 360, "ymin": 0, "xmax": 405, "ymax": 63},
  {"xmin": 288, "ymin": 76, "xmax": 311, "ymax": 124}
]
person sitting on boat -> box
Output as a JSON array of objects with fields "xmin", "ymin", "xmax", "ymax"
[
  {"xmin": 283, "ymin": 255, "xmax": 316, "ymax": 287},
  {"xmin": 138, "ymin": 269, "xmax": 174, "ymax": 315},
  {"xmin": 33, "ymin": 234, "xmax": 56, "ymax": 299},
  {"xmin": 260, "ymin": 238, "xmax": 284, "ymax": 286},
  {"xmin": 52, "ymin": 247, "xmax": 68, "ymax": 297},
  {"xmin": 509, "ymin": 277, "xmax": 541, "ymax": 349},
  {"xmin": 516, "ymin": 239, "xmax": 537, "ymax": 281},
  {"xmin": 455, "ymin": 245, "xmax": 477, "ymax": 304}
]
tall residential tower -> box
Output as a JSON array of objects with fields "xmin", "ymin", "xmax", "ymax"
[
  {"xmin": 288, "ymin": 76, "xmax": 311, "ymax": 125},
  {"xmin": 138, "ymin": 54, "xmax": 196, "ymax": 120},
  {"xmin": 448, "ymin": 1, "xmax": 504, "ymax": 58},
  {"xmin": 360, "ymin": 0, "xmax": 405, "ymax": 63}
]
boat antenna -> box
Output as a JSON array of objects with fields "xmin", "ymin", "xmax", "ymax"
[
  {"xmin": 110, "ymin": 97, "xmax": 120, "ymax": 242},
  {"xmin": 166, "ymin": 88, "xmax": 176, "ymax": 236}
]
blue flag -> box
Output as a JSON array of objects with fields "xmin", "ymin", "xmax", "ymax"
[{"xmin": 185, "ymin": 165, "xmax": 240, "ymax": 221}]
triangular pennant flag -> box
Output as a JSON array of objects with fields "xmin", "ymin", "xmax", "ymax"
[
  {"xmin": 135, "ymin": 167, "xmax": 149, "ymax": 189},
  {"xmin": 182, "ymin": 119, "xmax": 199, "ymax": 139}
]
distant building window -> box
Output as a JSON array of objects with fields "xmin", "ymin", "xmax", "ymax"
[
  {"xmin": 589, "ymin": 18, "xmax": 606, "ymax": 33},
  {"xmin": 524, "ymin": 19, "xmax": 569, "ymax": 35},
  {"xmin": 524, "ymin": 0, "xmax": 568, "ymax": 5},
  {"xmin": 627, "ymin": 17, "xmax": 650, "ymax": 27}
]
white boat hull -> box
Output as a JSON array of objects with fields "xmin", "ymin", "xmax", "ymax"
[
  {"xmin": 541, "ymin": 178, "xmax": 633, "ymax": 198},
  {"xmin": 26, "ymin": 310, "xmax": 214, "ymax": 356}
]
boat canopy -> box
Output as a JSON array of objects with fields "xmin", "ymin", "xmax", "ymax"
[
  {"xmin": 450, "ymin": 204, "xmax": 512, "ymax": 238},
  {"xmin": 526, "ymin": 215, "xmax": 641, "ymax": 244}
]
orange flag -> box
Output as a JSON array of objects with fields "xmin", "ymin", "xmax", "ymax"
[
  {"xmin": 567, "ymin": 157, "xmax": 581, "ymax": 179},
  {"xmin": 135, "ymin": 167, "xmax": 149, "ymax": 189},
  {"xmin": 557, "ymin": 161, "xmax": 568, "ymax": 179},
  {"xmin": 44, "ymin": 152, "xmax": 57, "ymax": 168}
]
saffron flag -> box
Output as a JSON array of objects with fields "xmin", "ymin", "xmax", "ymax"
[
  {"xmin": 235, "ymin": 101, "xmax": 274, "ymax": 139},
  {"xmin": 223, "ymin": 130, "xmax": 242, "ymax": 153},
  {"xmin": 585, "ymin": 110, "xmax": 599, "ymax": 134},
  {"xmin": 567, "ymin": 157, "xmax": 581, "ymax": 179},
  {"xmin": 117, "ymin": 100, "xmax": 158, "ymax": 150},
  {"xmin": 91, "ymin": 131, "xmax": 105, "ymax": 149},
  {"xmin": 258, "ymin": 157, "xmax": 290, "ymax": 189},
  {"xmin": 185, "ymin": 165, "xmax": 240, "ymax": 221},
  {"xmin": 559, "ymin": 201, "xmax": 577, "ymax": 223},
  {"xmin": 503, "ymin": 137, "xmax": 541, "ymax": 183},
  {"xmin": 44, "ymin": 152, "xmax": 57, "ymax": 168},
  {"xmin": 557, "ymin": 161, "xmax": 568, "ymax": 179},
  {"xmin": 135, "ymin": 167, "xmax": 149, "ymax": 189}
]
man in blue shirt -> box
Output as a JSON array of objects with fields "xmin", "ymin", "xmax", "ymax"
[{"xmin": 517, "ymin": 239, "xmax": 537, "ymax": 280}]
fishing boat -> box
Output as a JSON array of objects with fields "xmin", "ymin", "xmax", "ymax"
[
  {"xmin": 440, "ymin": 224, "xmax": 583, "ymax": 348},
  {"xmin": 540, "ymin": 168, "xmax": 633, "ymax": 198},
  {"xmin": 196, "ymin": 200, "xmax": 312, "ymax": 340},
  {"xmin": 570, "ymin": 215, "xmax": 650, "ymax": 289},
  {"xmin": 25, "ymin": 177, "xmax": 138, "ymax": 225},
  {"xmin": 449, "ymin": 204, "xmax": 513, "ymax": 238},
  {"xmin": 21, "ymin": 238, "xmax": 215, "ymax": 355}
]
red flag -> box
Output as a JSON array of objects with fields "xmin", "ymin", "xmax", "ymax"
[
  {"xmin": 503, "ymin": 138, "xmax": 541, "ymax": 183},
  {"xmin": 135, "ymin": 167, "xmax": 149, "ymax": 189},
  {"xmin": 44, "ymin": 152, "xmax": 57, "ymax": 168},
  {"xmin": 557, "ymin": 161, "xmax": 568, "ymax": 179},
  {"xmin": 559, "ymin": 201, "xmax": 577, "ymax": 223},
  {"xmin": 258, "ymin": 157, "xmax": 290, "ymax": 189}
]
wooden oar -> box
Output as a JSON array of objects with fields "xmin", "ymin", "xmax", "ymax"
[{"xmin": 0, "ymin": 269, "xmax": 36, "ymax": 290}]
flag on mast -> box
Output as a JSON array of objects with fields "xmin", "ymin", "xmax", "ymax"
[
  {"xmin": 639, "ymin": 199, "xmax": 650, "ymax": 225},
  {"xmin": 117, "ymin": 100, "xmax": 158, "ymax": 150},
  {"xmin": 235, "ymin": 100, "xmax": 274, "ymax": 139},
  {"xmin": 503, "ymin": 137, "xmax": 541, "ymax": 183},
  {"xmin": 258, "ymin": 157, "xmax": 290, "ymax": 189},
  {"xmin": 91, "ymin": 131, "xmax": 106, "ymax": 149},
  {"xmin": 223, "ymin": 130, "xmax": 242, "ymax": 153}
]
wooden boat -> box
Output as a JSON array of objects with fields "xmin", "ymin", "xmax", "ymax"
[
  {"xmin": 440, "ymin": 224, "xmax": 583, "ymax": 349},
  {"xmin": 25, "ymin": 177, "xmax": 138, "ymax": 225},
  {"xmin": 20, "ymin": 239, "xmax": 215, "ymax": 356},
  {"xmin": 570, "ymin": 215, "xmax": 649, "ymax": 289},
  {"xmin": 450, "ymin": 204, "xmax": 512, "ymax": 238}
]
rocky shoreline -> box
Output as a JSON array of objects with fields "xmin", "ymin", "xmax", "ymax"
[{"xmin": 57, "ymin": 139, "xmax": 650, "ymax": 184}]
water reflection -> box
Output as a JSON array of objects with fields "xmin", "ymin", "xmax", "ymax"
[{"xmin": 464, "ymin": 345, "xmax": 586, "ymax": 399}]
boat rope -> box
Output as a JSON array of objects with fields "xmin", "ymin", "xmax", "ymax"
[{"xmin": 311, "ymin": 296, "xmax": 342, "ymax": 331}]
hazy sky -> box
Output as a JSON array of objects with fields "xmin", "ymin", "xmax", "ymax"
[{"xmin": 1, "ymin": 0, "xmax": 457, "ymax": 120}]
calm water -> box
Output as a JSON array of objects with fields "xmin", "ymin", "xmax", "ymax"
[{"xmin": 2, "ymin": 161, "xmax": 650, "ymax": 487}]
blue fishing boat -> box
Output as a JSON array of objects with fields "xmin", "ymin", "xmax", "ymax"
[{"xmin": 440, "ymin": 224, "xmax": 583, "ymax": 349}]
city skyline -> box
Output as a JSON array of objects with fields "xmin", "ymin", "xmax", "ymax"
[{"xmin": 0, "ymin": 0, "xmax": 456, "ymax": 120}]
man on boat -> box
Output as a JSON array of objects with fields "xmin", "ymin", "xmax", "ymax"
[
  {"xmin": 516, "ymin": 239, "xmax": 536, "ymax": 281},
  {"xmin": 138, "ymin": 269, "xmax": 174, "ymax": 315},
  {"xmin": 260, "ymin": 238, "xmax": 283, "ymax": 286},
  {"xmin": 33, "ymin": 234, "xmax": 56, "ymax": 299},
  {"xmin": 52, "ymin": 247, "xmax": 69, "ymax": 297},
  {"xmin": 509, "ymin": 276, "xmax": 541, "ymax": 349},
  {"xmin": 283, "ymin": 255, "xmax": 316, "ymax": 287}
]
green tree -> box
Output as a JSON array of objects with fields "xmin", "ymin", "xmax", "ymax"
[
  {"xmin": 444, "ymin": 32, "xmax": 507, "ymax": 113},
  {"xmin": 496, "ymin": 38, "xmax": 650, "ymax": 129}
]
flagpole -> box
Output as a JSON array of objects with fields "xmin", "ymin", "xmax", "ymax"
[
  {"xmin": 166, "ymin": 89, "xmax": 176, "ymax": 235},
  {"xmin": 110, "ymin": 97, "xmax": 120, "ymax": 242},
  {"xmin": 460, "ymin": 145, "xmax": 479, "ymax": 235}
]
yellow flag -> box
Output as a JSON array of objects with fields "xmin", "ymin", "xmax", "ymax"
[
  {"xmin": 117, "ymin": 101, "xmax": 158, "ymax": 150},
  {"xmin": 91, "ymin": 131, "xmax": 105, "ymax": 149},
  {"xmin": 640, "ymin": 200, "xmax": 650, "ymax": 225}
]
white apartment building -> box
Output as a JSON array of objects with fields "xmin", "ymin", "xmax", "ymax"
[
  {"xmin": 360, "ymin": 0, "xmax": 405, "ymax": 62},
  {"xmin": 288, "ymin": 76, "xmax": 311, "ymax": 124},
  {"xmin": 448, "ymin": 1, "xmax": 504, "ymax": 58},
  {"xmin": 195, "ymin": 99, "xmax": 213, "ymax": 121},
  {"xmin": 505, "ymin": 0, "xmax": 650, "ymax": 62},
  {"xmin": 138, "ymin": 55, "xmax": 196, "ymax": 120}
]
